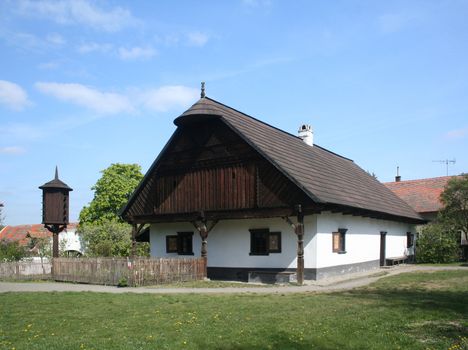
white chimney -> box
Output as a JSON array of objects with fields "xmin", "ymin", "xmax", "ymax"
[{"xmin": 298, "ymin": 124, "xmax": 313, "ymax": 146}]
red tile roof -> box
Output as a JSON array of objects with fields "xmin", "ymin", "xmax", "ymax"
[
  {"xmin": 384, "ymin": 176, "xmax": 460, "ymax": 213},
  {"xmin": 0, "ymin": 223, "xmax": 77, "ymax": 246}
]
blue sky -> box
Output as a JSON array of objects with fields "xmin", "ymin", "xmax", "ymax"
[{"xmin": 0, "ymin": 0, "xmax": 467, "ymax": 225}]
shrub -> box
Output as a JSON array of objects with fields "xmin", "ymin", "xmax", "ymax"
[
  {"xmin": 117, "ymin": 277, "xmax": 128, "ymax": 287},
  {"xmin": 0, "ymin": 239, "xmax": 27, "ymax": 262},
  {"xmin": 416, "ymin": 223, "xmax": 459, "ymax": 263},
  {"xmin": 79, "ymin": 220, "xmax": 150, "ymax": 257}
]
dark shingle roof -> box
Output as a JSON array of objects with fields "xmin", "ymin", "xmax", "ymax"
[
  {"xmin": 39, "ymin": 167, "xmax": 73, "ymax": 191},
  {"xmin": 173, "ymin": 97, "xmax": 422, "ymax": 221}
]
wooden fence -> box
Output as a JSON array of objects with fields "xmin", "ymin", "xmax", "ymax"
[
  {"xmin": 0, "ymin": 260, "xmax": 51, "ymax": 280},
  {"xmin": 52, "ymin": 257, "xmax": 206, "ymax": 287}
]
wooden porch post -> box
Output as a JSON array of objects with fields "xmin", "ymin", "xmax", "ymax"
[
  {"xmin": 295, "ymin": 205, "xmax": 305, "ymax": 286},
  {"xmin": 200, "ymin": 226, "xmax": 208, "ymax": 278},
  {"xmin": 192, "ymin": 212, "xmax": 218, "ymax": 279},
  {"xmin": 283, "ymin": 204, "xmax": 305, "ymax": 286}
]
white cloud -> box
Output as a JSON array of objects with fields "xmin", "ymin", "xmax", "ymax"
[
  {"xmin": 17, "ymin": 0, "xmax": 137, "ymax": 32},
  {"xmin": 141, "ymin": 86, "xmax": 199, "ymax": 112},
  {"xmin": 186, "ymin": 32, "xmax": 209, "ymax": 47},
  {"xmin": 0, "ymin": 146, "xmax": 26, "ymax": 155},
  {"xmin": 118, "ymin": 46, "xmax": 157, "ymax": 60},
  {"xmin": 154, "ymin": 33, "xmax": 181, "ymax": 46},
  {"xmin": 0, "ymin": 123, "xmax": 44, "ymax": 141},
  {"xmin": 444, "ymin": 127, "xmax": 468, "ymax": 140},
  {"xmin": 10, "ymin": 32, "xmax": 42, "ymax": 50},
  {"xmin": 0, "ymin": 80, "xmax": 30, "ymax": 111},
  {"xmin": 38, "ymin": 61, "xmax": 60, "ymax": 70},
  {"xmin": 36, "ymin": 82, "xmax": 198, "ymax": 115},
  {"xmin": 77, "ymin": 42, "xmax": 113, "ymax": 54},
  {"xmin": 35, "ymin": 82, "xmax": 134, "ymax": 115},
  {"xmin": 1, "ymin": 31, "xmax": 67, "ymax": 53}
]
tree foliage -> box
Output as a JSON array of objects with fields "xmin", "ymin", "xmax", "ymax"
[
  {"xmin": 416, "ymin": 175, "xmax": 468, "ymax": 263},
  {"xmin": 416, "ymin": 223, "xmax": 459, "ymax": 263},
  {"xmin": 78, "ymin": 163, "xmax": 148, "ymax": 257},
  {"xmin": 79, "ymin": 163, "xmax": 143, "ymax": 224},
  {"xmin": 0, "ymin": 239, "xmax": 27, "ymax": 262},
  {"xmin": 0, "ymin": 204, "xmax": 5, "ymax": 230},
  {"xmin": 439, "ymin": 174, "xmax": 468, "ymax": 236},
  {"xmin": 79, "ymin": 220, "xmax": 149, "ymax": 257},
  {"xmin": 28, "ymin": 236, "xmax": 52, "ymax": 260}
]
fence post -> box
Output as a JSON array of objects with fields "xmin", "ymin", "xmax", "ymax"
[{"xmin": 51, "ymin": 258, "xmax": 55, "ymax": 281}]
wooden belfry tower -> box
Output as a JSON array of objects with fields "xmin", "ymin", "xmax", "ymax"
[{"xmin": 39, "ymin": 167, "xmax": 73, "ymax": 258}]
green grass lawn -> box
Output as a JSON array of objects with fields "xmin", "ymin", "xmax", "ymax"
[
  {"xmin": 1, "ymin": 271, "xmax": 467, "ymax": 350},
  {"xmin": 144, "ymin": 280, "xmax": 272, "ymax": 288}
]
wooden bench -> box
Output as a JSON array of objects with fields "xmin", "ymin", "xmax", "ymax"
[{"xmin": 386, "ymin": 256, "xmax": 408, "ymax": 266}]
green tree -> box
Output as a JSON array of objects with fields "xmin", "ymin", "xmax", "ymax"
[
  {"xmin": 79, "ymin": 221, "xmax": 149, "ymax": 257},
  {"xmin": 78, "ymin": 163, "xmax": 148, "ymax": 257},
  {"xmin": 28, "ymin": 236, "xmax": 52, "ymax": 261},
  {"xmin": 0, "ymin": 239, "xmax": 27, "ymax": 262},
  {"xmin": 79, "ymin": 163, "xmax": 143, "ymax": 224},
  {"xmin": 439, "ymin": 174, "xmax": 468, "ymax": 237},
  {"xmin": 0, "ymin": 203, "xmax": 5, "ymax": 230},
  {"xmin": 416, "ymin": 223, "xmax": 459, "ymax": 263}
]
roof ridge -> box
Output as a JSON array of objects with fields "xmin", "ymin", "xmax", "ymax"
[
  {"xmin": 384, "ymin": 175, "xmax": 460, "ymax": 184},
  {"xmin": 205, "ymin": 97, "xmax": 354, "ymax": 162}
]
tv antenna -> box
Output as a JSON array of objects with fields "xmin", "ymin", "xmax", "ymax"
[{"xmin": 432, "ymin": 159, "xmax": 456, "ymax": 176}]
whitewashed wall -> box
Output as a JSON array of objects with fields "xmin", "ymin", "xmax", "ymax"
[
  {"xmin": 151, "ymin": 216, "xmax": 318, "ymax": 269},
  {"xmin": 59, "ymin": 228, "xmax": 83, "ymax": 254},
  {"xmin": 316, "ymin": 212, "xmax": 413, "ymax": 268},
  {"xmin": 150, "ymin": 213, "xmax": 414, "ymax": 271}
]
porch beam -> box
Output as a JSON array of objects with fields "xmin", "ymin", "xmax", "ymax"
[{"xmin": 137, "ymin": 206, "xmax": 322, "ymax": 224}]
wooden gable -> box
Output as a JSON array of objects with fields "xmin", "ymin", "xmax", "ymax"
[{"xmin": 124, "ymin": 119, "xmax": 313, "ymax": 222}]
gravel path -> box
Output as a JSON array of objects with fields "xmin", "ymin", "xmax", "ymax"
[{"xmin": 0, "ymin": 265, "xmax": 465, "ymax": 295}]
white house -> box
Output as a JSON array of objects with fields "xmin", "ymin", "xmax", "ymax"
[
  {"xmin": 0, "ymin": 223, "xmax": 84, "ymax": 256},
  {"xmin": 121, "ymin": 91, "xmax": 424, "ymax": 282},
  {"xmin": 58, "ymin": 223, "xmax": 83, "ymax": 256}
]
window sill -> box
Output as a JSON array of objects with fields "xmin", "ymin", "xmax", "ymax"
[
  {"xmin": 178, "ymin": 252, "xmax": 194, "ymax": 256},
  {"xmin": 249, "ymin": 253, "xmax": 269, "ymax": 256}
]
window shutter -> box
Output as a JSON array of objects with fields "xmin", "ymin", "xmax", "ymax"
[
  {"xmin": 177, "ymin": 232, "xmax": 194, "ymax": 255},
  {"xmin": 166, "ymin": 235, "xmax": 178, "ymax": 253},
  {"xmin": 338, "ymin": 228, "xmax": 347, "ymax": 252},
  {"xmin": 269, "ymin": 232, "xmax": 282, "ymax": 253},
  {"xmin": 406, "ymin": 232, "xmax": 413, "ymax": 248},
  {"xmin": 249, "ymin": 229, "xmax": 269, "ymax": 255},
  {"xmin": 332, "ymin": 232, "xmax": 340, "ymax": 252}
]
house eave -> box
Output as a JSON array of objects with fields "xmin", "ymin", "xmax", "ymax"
[
  {"xmin": 124, "ymin": 202, "xmax": 425, "ymax": 225},
  {"xmin": 324, "ymin": 203, "xmax": 426, "ymax": 225},
  {"xmin": 126, "ymin": 206, "xmax": 322, "ymax": 224}
]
